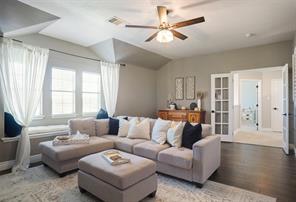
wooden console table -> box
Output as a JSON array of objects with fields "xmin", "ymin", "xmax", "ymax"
[{"xmin": 158, "ymin": 109, "xmax": 206, "ymax": 123}]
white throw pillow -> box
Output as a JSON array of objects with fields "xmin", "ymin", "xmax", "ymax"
[
  {"xmin": 152, "ymin": 118, "xmax": 171, "ymax": 144},
  {"xmin": 127, "ymin": 118, "xmax": 150, "ymax": 140},
  {"xmin": 167, "ymin": 121, "xmax": 184, "ymax": 147},
  {"xmin": 117, "ymin": 118, "xmax": 129, "ymax": 137}
]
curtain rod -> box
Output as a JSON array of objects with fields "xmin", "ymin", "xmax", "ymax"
[{"xmin": 0, "ymin": 35, "xmax": 126, "ymax": 67}]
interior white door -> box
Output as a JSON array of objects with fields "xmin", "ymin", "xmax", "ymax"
[
  {"xmin": 211, "ymin": 74, "xmax": 232, "ymax": 142},
  {"xmin": 282, "ymin": 64, "xmax": 289, "ymax": 154},
  {"xmin": 271, "ymin": 79, "xmax": 283, "ymax": 132}
]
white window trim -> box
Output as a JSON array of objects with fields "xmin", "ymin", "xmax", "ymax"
[
  {"xmin": 51, "ymin": 113, "xmax": 78, "ymax": 119},
  {"xmin": 51, "ymin": 67, "xmax": 76, "ymax": 116}
]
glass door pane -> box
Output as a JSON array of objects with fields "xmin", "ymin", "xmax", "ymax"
[{"xmin": 212, "ymin": 74, "xmax": 231, "ymax": 140}]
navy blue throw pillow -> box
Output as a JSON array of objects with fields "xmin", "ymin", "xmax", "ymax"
[
  {"xmin": 108, "ymin": 117, "xmax": 119, "ymax": 135},
  {"xmin": 96, "ymin": 108, "xmax": 108, "ymax": 119},
  {"xmin": 181, "ymin": 121, "xmax": 202, "ymax": 149},
  {"xmin": 4, "ymin": 112, "xmax": 22, "ymax": 137}
]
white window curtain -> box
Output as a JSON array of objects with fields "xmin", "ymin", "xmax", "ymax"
[
  {"xmin": 100, "ymin": 61, "xmax": 120, "ymax": 117},
  {"xmin": 0, "ymin": 39, "xmax": 49, "ymax": 172}
]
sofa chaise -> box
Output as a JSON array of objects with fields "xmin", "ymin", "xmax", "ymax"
[{"xmin": 39, "ymin": 117, "xmax": 221, "ymax": 187}]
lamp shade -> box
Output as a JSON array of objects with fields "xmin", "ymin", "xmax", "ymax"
[{"xmin": 156, "ymin": 29, "xmax": 174, "ymax": 43}]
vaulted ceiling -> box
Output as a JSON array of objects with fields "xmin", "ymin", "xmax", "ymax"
[{"xmin": 5, "ymin": 0, "xmax": 296, "ymax": 59}]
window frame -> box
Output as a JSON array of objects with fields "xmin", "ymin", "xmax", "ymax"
[
  {"xmin": 33, "ymin": 94, "xmax": 44, "ymax": 120},
  {"xmin": 51, "ymin": 67, "xmax": 77, "ymax": 118},
  {"xmin": 82, "ymin": 71, "xmax": 101, "ymax": 116}
]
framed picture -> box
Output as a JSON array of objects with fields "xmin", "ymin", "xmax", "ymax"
[
  {"xmin": 175, "ymin": 77, "xmax": 184, "ymax": 100},
  {"xmin": 186, "ymin": 76, "xmax": 195, "ymax": 100}
]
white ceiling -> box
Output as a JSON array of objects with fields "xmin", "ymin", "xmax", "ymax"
[{"xmin": 19, "ymin": 0, "xmax": 296, "ymax": 59}]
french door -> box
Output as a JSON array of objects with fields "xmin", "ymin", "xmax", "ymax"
[
  {"xmin": 211, "ymin": 74, "xmax": 232, "ymax": 142},
  {"xmin": 282, "ymin": 64, "xmax": 289, "ymax": 154}
]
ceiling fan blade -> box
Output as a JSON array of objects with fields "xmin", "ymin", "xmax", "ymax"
[
  {"xmin": 125, "ymin": 25, "xmax": 158, "ymax": 29},
  {"xmin": 145, "ymin": 32, "xmax": 159, "ymax": 42},
  {"xmin": 171, "ymin": 17, "xmax": 205, "ymax": 29},
  {"xmin": 171, "ymin": 30, "xmax": 188, "ymax": 40},
  {"xmin": 157, "ymin": 6, "xmax": 168, "ymax": 24}
]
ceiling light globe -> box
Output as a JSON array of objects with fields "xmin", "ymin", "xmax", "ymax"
[{"xmin": 156, "ymin": 29, "xmax": 174, "ymax": 43}]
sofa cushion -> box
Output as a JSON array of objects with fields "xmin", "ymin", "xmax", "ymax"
[
  {"xmin": 108, "ymin": 117, "xmax": 119, "ymax": 135},
  {"xmin": 4, "ymin": 112, "xmax": 22, "ymax": 137},
  {"xmin": 134, "ymin": 141, "xmax": 170, "ymax": 160},
  {"xmin": 127, "ymin": 118, "xmax": 150, "ymax": 140},
  {"xmin": 102, "ymin": 135, "xmax": 146, "ymax": 153},
  {"xmin": 117, "ymin": 118, "xmax": 130, "ymax": 137},
  {"xmin": 68, "ymin": 117, "xmax": 96, "ymax": 136},
  {"xmin": 167, "ymin": 121, "xmax": 184, "ymax": 148},
  {"xmin": 78, "ymin": 150, "xmax": 156, "ymax": 190},
  {"xmin": 101, "ymin": 134, "xmax": 122, "ymax": 142},
  {"xmin": 151, "ymin": 118, "xmax": 171, "ymax": 145},
  {"xmin": 95, "ymin": 119, "xmax": 109, "ymax": 136},
  {"xmin": 39, "ymin": 137, "xmax": 114, "ymax": 161},
  {"xmin": 182, "ymin": 122, "xmax": 202, "ymax": 149},
  {"xmin": 115, "ymin": 138, "xmax": 147, "ymax": 153},
  {"xmin": 96, "ymin": 108, "xmax": 108, "ymax": 119},
  {"xmin": 158, "ymin": 147, "xmax": 193, "ymax": 170},
  {"xmin": 201, "ymin": 124, "xmax": 212, "ymax": 137}
]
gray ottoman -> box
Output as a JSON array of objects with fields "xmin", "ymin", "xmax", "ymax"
[{"xmin": 78, "ymin": 150, "xmax": 157, "ymax": 202}]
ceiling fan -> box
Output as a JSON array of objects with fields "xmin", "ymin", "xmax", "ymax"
[{"xmin": 125, "ymin": 6, "xmax": 205, "ymax": 43}]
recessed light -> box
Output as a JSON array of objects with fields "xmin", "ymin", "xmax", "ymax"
[{"xmin": 245, "ymin": 33, "xmax": 256, "ymax": 38}]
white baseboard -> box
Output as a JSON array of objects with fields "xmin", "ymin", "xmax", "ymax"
[
  {"xmin": 0, "ymin": 154, "xmax": 42, "ymax": 172},
  {"xmin": 260, "ymin": 128, "xmax": 273, "ymax": 132}
]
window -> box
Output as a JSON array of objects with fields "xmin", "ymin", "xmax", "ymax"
[
  {"xmin": 82, "ymin": 72, "xmax": 101, "ymax": 114},
  {"xmin": 51, "ymin": 68, "xmax": 76, "ymax": 115}
]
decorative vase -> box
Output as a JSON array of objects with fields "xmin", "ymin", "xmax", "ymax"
[
  {"xmin": 197, "ymin": 98, "xmax": 201, "ymax": 111},
  {"xmin": 190, "ymin": 102, "xmax": 197, "ymax": 110}
]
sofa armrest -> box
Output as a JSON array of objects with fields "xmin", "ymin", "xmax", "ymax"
[{"xmin": 192, "ymin": 135, "xmax": 221, "ymax": 184}]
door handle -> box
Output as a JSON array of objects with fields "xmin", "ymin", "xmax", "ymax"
[
  {"xmin": 283, "ymin": 113, "xmax": 287, "ymax": 116},
  {"xmin": 273, "ymin": 107, "xmax": 278, "ymax": 110},
  {"xmin": 211, "ymin": 110, "xmax": 215, "ymax": 113}
]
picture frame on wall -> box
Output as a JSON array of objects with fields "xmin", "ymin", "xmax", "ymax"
[
  {"xmin": 175, "ymin": 77, "xmax": 184, "ymax": 100},
  {"xmin": 185, "ymin": 76, "xmax": 196, "ymax": 100}
]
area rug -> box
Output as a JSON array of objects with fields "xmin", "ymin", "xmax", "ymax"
[{"xmin": 0, "ymin": 165, "xmax": 276, "ymax": 202}]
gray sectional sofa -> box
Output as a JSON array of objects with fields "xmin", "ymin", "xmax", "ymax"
[{"xmin": 39, "ymin": 117, "xmax": 221, "ymax": 187}]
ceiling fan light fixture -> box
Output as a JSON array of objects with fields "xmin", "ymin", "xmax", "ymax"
[{"xmin": 156, "ymin": 29, "xmax": 174, "ymax": 43}]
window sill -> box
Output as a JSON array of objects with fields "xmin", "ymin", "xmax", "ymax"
[
  {"xmin": 1, "ymin": 130, "xmax": 69, "ymax": 143},
  {"xmin": 51, "ymin": 114, "xmax": 78, "ymax": 119},
  {"xmin": 33, "ymin": 115, "xmax": 45, "ymax": 120},
  {"xmin": 82, "ymin": 113, "xmax": 97, "ymax": 117}
]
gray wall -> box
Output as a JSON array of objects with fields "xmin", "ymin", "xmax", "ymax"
[
  {"xmin": 0, "ymin": 34, "xmax": 157, "ymax": 162},
  {"xmin": 157, "ymin": 40, "xmax": 294, "ymax": 143},
  {"xmin": 116, "ymin": 64, "xmax": 157, "ymax": 118}
]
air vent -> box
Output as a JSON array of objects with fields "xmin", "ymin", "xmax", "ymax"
[{"xmin": 107, "ymin": 16, "xmax": 125, "ymax": 26}]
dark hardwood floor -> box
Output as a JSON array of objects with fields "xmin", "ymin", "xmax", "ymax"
[
  {"xmin": 210, "ymin": 143, "xmax": 296, "ymax": 202},
  {"xmin": 1, "ymin": 143, "xmax": 295, "ymax": 201}
]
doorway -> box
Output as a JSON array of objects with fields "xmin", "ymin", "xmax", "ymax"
[
  {"xmin": 239, "ymin": 79, "xmax": 261, "ymax": 131},
  {"xmin": 232, "ymin": 67, "xmax": 283, "ymax": 148}
]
